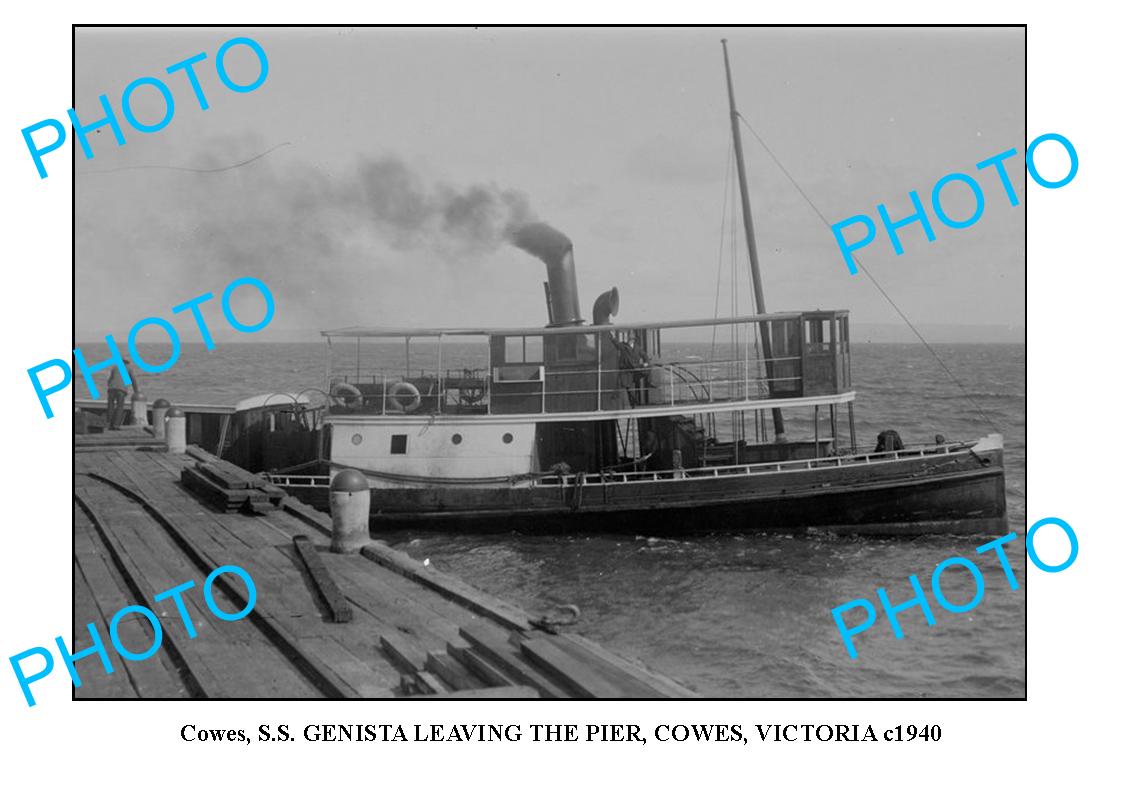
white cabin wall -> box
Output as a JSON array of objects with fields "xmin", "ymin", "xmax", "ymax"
[{"xmin": 328, "ymin": 420, "xmax": 538, "ymax": 485}]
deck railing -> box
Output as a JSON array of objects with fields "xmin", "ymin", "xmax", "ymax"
[
  {"xmin": 326, "ymin": 352, "xmax": 809, "ymax": 417},
  {"xmin": 263, "ymin": 443, "xmax": 971, "ymax": 490}
]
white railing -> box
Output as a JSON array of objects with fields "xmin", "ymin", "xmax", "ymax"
[
  {"xmin": 537, "ymin": 443, "xmax": 967, "ymax": 487},
  {"xmin": 327, "ymin": 352, "xmax": 806, "ymax": 417},
  {"xmin": 263, "ymin": 442, "xmax": 970, "ymax": 492}
]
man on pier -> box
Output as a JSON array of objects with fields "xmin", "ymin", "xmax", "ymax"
[{"xmin": 106, "ymin": 359, "xmax": 139, "ymax": 430}]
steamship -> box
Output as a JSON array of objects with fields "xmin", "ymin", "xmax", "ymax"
[{"xmin": 259, "ymin": 43, "xmax": 1007, "ymax": 536}]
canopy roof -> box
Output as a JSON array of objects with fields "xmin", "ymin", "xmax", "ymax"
[{"xmin": 321, "ymin": 309, "xmax": 848, "ymax": 339}]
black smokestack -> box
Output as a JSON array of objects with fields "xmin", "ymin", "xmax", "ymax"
[{"xmin": 510, "ymin": 222, "xmax": 583, "ymax": 326}]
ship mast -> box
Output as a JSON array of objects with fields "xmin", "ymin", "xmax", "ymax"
[{"xmin": 721, "ymin": 39, "xmax": 785, "ymax": 438}]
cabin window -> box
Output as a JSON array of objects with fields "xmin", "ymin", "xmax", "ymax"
[
  {"xmin": 504, "ymin": 335, "xmax": 544, "ymax": 364},
  {"xmin": 553, "ymin": 333, "xmax": 597, "ymax": 363},
  {"xmin": 390, "ymin": 434, "xmax": 407, "ymax": 454},
  {"xmin": 805, "ymin": 319, "xmax": 832, "ymax": 354}
]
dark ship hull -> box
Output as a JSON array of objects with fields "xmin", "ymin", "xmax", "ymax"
[{"xmin": 276, "ymin": 440, "xmax": 1007, "ymax": 537}]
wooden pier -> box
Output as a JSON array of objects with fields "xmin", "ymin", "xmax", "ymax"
[{"xmin": 74, "ymin": 427, "xmax": 693, "ymax": 699}]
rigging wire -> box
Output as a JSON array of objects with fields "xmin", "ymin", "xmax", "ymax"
[
  {"xmin": 78, "ymin": 141, "xmax": 293, "ymax": 176},
  {"xmin": 734, "ymin": 112, "xmax": 1000, "ymax": 433},
  {"xmin": 710, "ymin": 135, "xmax": 734, "ymax": 358}
]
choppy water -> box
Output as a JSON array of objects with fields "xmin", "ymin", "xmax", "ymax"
[{"xmin": 80, "ymin": 341, "xmax": 1026, "ymax": 697}]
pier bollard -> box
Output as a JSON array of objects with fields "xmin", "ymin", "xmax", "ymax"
[
  {"xmin": 165, "ymin": 407, "xmax": 187, "ymax": 454},
  {"xmin": 151, "ymin": 399, "xmax": 170, "ymax": 440},
  {"xmin": 129, "ymin": 392, "xmax": 148, "ymax": 427},
  {"xmin": 330, "ymin": 469, "xmax": 371, "ymax": 554},
  {"xmin": 74, "ymin": 406, "xmax": 88, "ymax": 435}
]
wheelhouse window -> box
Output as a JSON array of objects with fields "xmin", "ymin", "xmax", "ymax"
[
  {"xmin": 551, "ymin": 332, "xmax": 597, "ymax": 363},
  {"xmin": 504, "ymin": 335, "xmax": 544, "ymax": 364}
]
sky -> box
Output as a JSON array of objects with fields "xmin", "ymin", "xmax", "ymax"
[{"xmin": 74, "ymin": 26, "xmax": 1025, "ymax": 343}]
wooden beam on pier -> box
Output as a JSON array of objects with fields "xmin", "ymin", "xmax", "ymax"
[{"xmin": 292, "ymin": 535, "xmax": 353, "ymax": 623}]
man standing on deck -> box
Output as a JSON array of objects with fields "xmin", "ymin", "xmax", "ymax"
[{"xmin": 106, "ymin": 359, "xmax": 139, "ymax": 430}]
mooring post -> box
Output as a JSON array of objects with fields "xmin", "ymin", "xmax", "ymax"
[
  {"xmin": 165, "ymin": 406, "xmax": 187, "ymax": 453},
  {"xmin": 330, "ymin": 469, "xmax": 371, "ymax": 553},
  {"xmin": 129, "ymin": 392, "xmax": 148, "ymax": 427},
  {"xmin": 151, "ymin": 398, "xmax": 170, "ymax": 440}
]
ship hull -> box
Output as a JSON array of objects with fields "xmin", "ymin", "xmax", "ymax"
[{"xmin": 278, "ymin": 445, "xmax": 1008, "ymax": 537}]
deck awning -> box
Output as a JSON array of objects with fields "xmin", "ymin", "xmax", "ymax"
[{"xmin": 321, "ymin": 310, "xmax": 844, "ymax": 339}]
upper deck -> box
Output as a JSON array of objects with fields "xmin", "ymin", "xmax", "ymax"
[{"xmin": 321, "ymin": 310, "xmax": 853, "ymax": 420}]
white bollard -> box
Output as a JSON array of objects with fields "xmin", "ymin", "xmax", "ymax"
[
  {"xmin": 330, "ymin": 469, "xmax": 371, "ymax": 553},
  {"xmin": 129, "ymin": 392, "xmax": 148, "ymax": 427},
  {"xmin": 151, "ymin": 399, "xmax": 170, "ymax": 440},
  {"xmin": 165, "ymin": 407, "xmax": 187, "ymax": 454}
]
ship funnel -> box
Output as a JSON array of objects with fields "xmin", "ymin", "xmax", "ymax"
[
  {"xmin": 593, "ymin": 287, "xmax": 619, "ymax": 325},
  {"xmin": 510, "ymin": 222, "xmax": 583, "ymax": 326}
]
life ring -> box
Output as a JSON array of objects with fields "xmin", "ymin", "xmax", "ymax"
[
  {"xmin": 330, "ymin": 382, "xmax": 362, "ymax": 408},
  {"xmin": 388, "ymin": 381, "xmax": 422, "ymax": 413}
]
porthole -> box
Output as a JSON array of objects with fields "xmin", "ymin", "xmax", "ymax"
[
  {"xmin": 452, "ymin": 433, "xmax": 463, "ymax": 445},
  {"xmin": 351, "ymin": 433, "xmax": 363, "ymax": 446},
  {"xmin": 502, "ymin": 433, "xmax": 514, "ymax": 444}
]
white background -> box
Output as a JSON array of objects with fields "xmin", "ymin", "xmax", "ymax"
[{"xmin": 0, "ymin": 3, "xmax": 1111, "ymax": 793}]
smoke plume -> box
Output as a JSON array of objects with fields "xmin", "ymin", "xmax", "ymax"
[
  {"xmin": 76, "ymin": 138, "xmax": 550, "ymax": 334},
  {"xmin": 351, "ymin": 157, "xmax": 538, "ymax": 251}
]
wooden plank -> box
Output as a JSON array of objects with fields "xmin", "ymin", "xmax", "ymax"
[
  {"xmin": 88, "ymin": 471, "xmax": 400, "ymax": 696},
  {"xmin": 199, "ymin": 462, "xmax": 252, "ymax": 490},
  {"xmin": 71, "ymin": 561, "xmax": 139, "ymax": 699},
  {"xmin": 359, "ymin": 543, "xmax": 533, "ymax": 632},
  {"xmin": 312, "ymin": 637, "xmax": 396, "ymax": 697},
  {"xmin": 553, "ymin": 633, "xmax": 695, "ymax": 698},
  {"xmin": 447, "ymin": 642, "xmax": 512, "ymax": 688},
  {"xmin": 519, "ymin": 637, "xmax": 627, "ymax": 699},
  {"xmin": 74, "ymin": 490, "xmax": 244, "ymax": 698},
  {"xmin": 291, "ymin": 536, "xmax": 353, "ymax": 623},
  {"xmin": 380, "ymin": 631, "xmax": 428, "ymax": 675},
  {"xmin": 314, "ymin": 553, "xmax": 467, "ymax": 649},
  {"xmin": 542, "ymin": 635, "xmax": 666, "ymax": 698},
  {"xmin": 458, "ymin": 624, "xmax": 568, "ymax": 699},
  {"xmin": 415, "ymin": 671, "xmax": 450, "ymax": 694},
  {"xmin": 77, "ymin": 474, "xmax": 358, "ymax": 699},
  {"xmin": 74, "ymin": 514, "xmax": 189, "ymax": 698},
  {"xmin": 409, "ymin": 685, "xmax": 539, "ymax": 699},
  {"xmin": 181, "ymin": 466, "xmax": 245, "ymax": 512},
  {"xmin": 424, "ymin": 650, "xmax": 482, "ymax": 692}
]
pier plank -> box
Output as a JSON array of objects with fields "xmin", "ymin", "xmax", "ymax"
[
  {"xmin": 415, "ymin": 671, "xmax": 451, "ymax": 694},
  {"xmin": 424, "ymin": 650, "xmax": 484, "ymax": 692},
  {"xmin": 519, "ymin": 637, "xmax": 627, "ymax": 698},
  {"xmin": 446, "ymin": 642, "xmax": 513, "ymax": 689},
  {"xmin": 457, "ymin": 624, "xmax": 568, "ymax": 698},
  {"xmin": 75, "ymin": 481, "xmax": 327, "ymax": 698},
  {"xmin": 71, "ymin": 561, "xmax": 140, "ymax": 699},
  {"xmin": 556, "ymin": 633, "xmax": 695, "ymax": 698},
  {"xmin": 380, "ymin": 631, "xmax": 428, "ymax": 674},
  {"xmin": 409, "ymin": 685, "xmax": 539, "ymax": 699},
  {"xmin": 74, "ymin": 510, "xmax": 188, "ymax": 698},
  {"xmin": 292, "ymin": 536, "xmax": 353, "ymax": 623},
  {"xmin": 89, "ymin": 456, "xmax": 415, "ymax": 694},
  {"xmin": 75, "ymin": 487, "xmax": 249, "ymax": 698},
  {"xmin": 358, "ymin": 543, "xmax": 534, "ymax": 632}
]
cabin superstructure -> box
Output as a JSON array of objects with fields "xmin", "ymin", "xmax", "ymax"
[{"xmin": 321, "ymin": 308, "xmax": 857, "ymax": 483}]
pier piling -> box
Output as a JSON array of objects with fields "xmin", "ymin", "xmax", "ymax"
[{"xmin": 329, "ymin": 469, "xmax": 371, "ymax": 554}]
